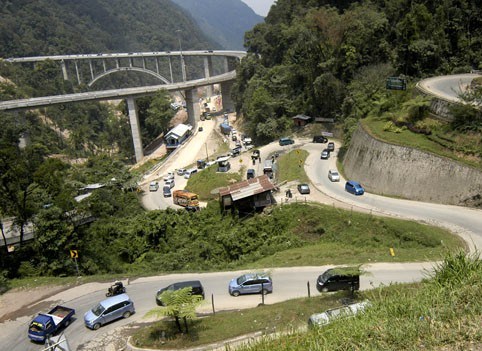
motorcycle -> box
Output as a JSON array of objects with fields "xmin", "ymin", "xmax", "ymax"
[{"xmin": 105, "ymin": 281, "xmax": 126, "ymax": 297}]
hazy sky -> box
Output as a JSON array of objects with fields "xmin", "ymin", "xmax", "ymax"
[{"xmin": 240, "ymin": 0, "xmax": 276, "ymax": 17}]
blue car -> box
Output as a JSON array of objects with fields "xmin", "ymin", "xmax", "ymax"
[
  {"xmin": 279, "ymin": 137, "xmax": 294, "ymax": 146},
  {"xmin": 345, "ymin": 180, "xmax": 364, "ymax": 195}
]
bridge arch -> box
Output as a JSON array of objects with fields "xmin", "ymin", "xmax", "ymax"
[{"xmin": 88, "ymin": 67, "xmax": 171, "ymax": 87}]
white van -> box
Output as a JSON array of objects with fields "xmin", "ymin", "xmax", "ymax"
[{"xmin": 184, "ymin": 168, "xmax": 198, "ymax": 179}]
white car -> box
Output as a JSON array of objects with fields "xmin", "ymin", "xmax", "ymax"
[
  {"xmin": 328, "ymin": 170, "xmax": 340, "ymax": 182},
  {"xmin": 308, "ymin": 301, "xmax": 371, "ymax": 327},
  {"xmin": 163, "ymin": 172, "xmax": 175, "ymax": 181},
  {"xmin": 164, "ymin": 179, "xmax": 175, "ymax": 189},
  {"xmin": 149, "ymin": 181, "xmax": 159, "ymax": 192},
  {"xmin": 176, "ymin": 169, "xmax": 186, "ymax": 176}
]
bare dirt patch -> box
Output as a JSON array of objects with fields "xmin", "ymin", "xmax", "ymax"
[{"xmin": 0, "ymin": 285, "xmax": 68, "ymax": 322}]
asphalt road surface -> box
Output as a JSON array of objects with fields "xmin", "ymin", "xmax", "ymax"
[{"xmin": 1, "ymin": 262, "xmax": 436, "ymax": 351}]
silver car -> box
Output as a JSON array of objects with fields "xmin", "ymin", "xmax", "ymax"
[
  {"xmin": 84, "ymin": 294, "xmax": 135, "ymax": 330},
  {"xmin": 328, "ymin": 170, "xmax": 340, "ymax": 182},
  {"xmin": 229, "ymin": 273, "xmax": 273, "ymax": 297}
]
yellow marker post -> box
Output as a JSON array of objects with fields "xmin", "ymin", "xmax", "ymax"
[{"xmin": 389, "ymin": 248, "xmax": 395, "ymax": 256}]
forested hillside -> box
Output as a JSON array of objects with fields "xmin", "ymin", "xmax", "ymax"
[
  {"xmin": 0, "ymin": 0, "xmax": 217, "ymax": 57},
  {"xmin": 0, "ymin": 0, "xmax": 481, "ymax": 289},
  {"xmin": 171, "ymin": 0, "xmax": 264, "ymax": 50},
  {"xmin": 235, "ymin": 0, "xmax": 482, "ymax": 143}
]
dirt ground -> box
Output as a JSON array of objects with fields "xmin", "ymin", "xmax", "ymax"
[{"xmin": 0, "ymin": 285, "xmax": 68, "ymax": 322}]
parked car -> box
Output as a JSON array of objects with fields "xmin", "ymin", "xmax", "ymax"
[
  {"xmin": 163, "ymin": 172, "xmax": 175, "ymax": 181},
  {"xmin": 316, "ymin": 267, "xmax": 360, "ymax": 292},
  {"xmin": 247, "ymin": 169, "xmax": 255, "ymax": 179},
  {"xmin": 297, "ymin": 184, "xmax": 310, "ymax": 194},
  {"xmin": 163, "ymin": 185, "xmax": 172, "ymax": 197},
  {"xmin": 345, "ymin": 180, "xmax": 365, "ymax": 195},
  {"xmin": 313, "ymin": 135, "xmax": 328, "ymax": 143},
  {"xmin": 327, "ymin": 142, "xmax": 335, "ymax": 151},
  {"xmin": 164, "ymin": 179, "xmax": 175, "ymax": 189},
  {"xmin": 279, "ymin": 137, "xmax": 294, "ymax": 146},
  {"xmin": 320, "ymin": 149, "xmax": 330, "ymax": 159},
  {"xmin": 156, "ymin": 280, "xmax": 205, "ymax": 306},
  {"xmin": 229, "ymin": 273, "xmax": 273, "ymax": 297},
  {"xmin": 328, "ymin": 170, "xmax": 340, "ymax": 182},
  {"xmin": 84, "ymin": 294, "xmax": 135, "ymax": 330},
  {"xmin": 149, "ymin": 181, "xmax": 159, "ymax": 192},
  {"xmin": 308, "ymin": 301, "xmax": 371, "ymax": 328},
  {"xmin": 176, "ymin": 168, "xmax": 186, "ymax": 176},
  {"xmin": 184, "ymin": 168, "xmax": 198, "ymax": 179}
]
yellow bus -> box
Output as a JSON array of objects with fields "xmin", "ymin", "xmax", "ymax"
[{"xmin": 173, "ymin": 190, "xmax": 199, "ymax": 211}]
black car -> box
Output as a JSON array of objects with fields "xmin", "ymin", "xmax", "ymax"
[
  {"xmin": 313, "ymin": 135, "xmax": 328, "ymax": 143},
  {"xmin": 297, "ymin": 184, "xmax": 310, "ymax": 194},
  {"xmin": 247, "ymin": 169, "xmax": 255, "ymax": 179},
  {"xmin": 316, "ymin": 268, "xmax": 360, "ymax": 292},
  {"xmin": 231, "ymin": 147, "xmax": 241, "ymax": 157},
  {"xmin": 156, "ymin": 280, "xmax": 205, "ymax": 306}
]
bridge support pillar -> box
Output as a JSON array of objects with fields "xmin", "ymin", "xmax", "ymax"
[
  {"xmin": 203, "ymin": 57, "xmax": 214, "ymax": 97},
  {"xmin": 126, "ymin": 97, "xmax": 144, "ymax": 163},
  {"xmin": 220, "ymin": 80, "xmax": 235, "ymax": 113},
  {"xmin": 185, "ymin": 88, "xmax": 200, "ymax": 129},
  {"xmin": 61, "ymin": 60, "xmax": 69, "ymax": 80}
]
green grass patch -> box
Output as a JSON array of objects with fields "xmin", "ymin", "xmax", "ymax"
[
  {"xmin": 131, "ymin": 292, "xmax": 351, "ymax": 349},
  {"xmin": 363, "ymin": 117, "xmax": 481, "ymax": 169},
  {"xmin": 277, "ymin": 149, "xmax": 309, "ymax": 183},
  {"xmin": 130, "ymin": 157, "xmax": 166, "ymax": 177},
  {"xmin": 245, "ymin": 203, "xmax": 465, "ymax": 267},
  {"xmin": 186, "ymin": 165, "xmax": 242, "ymax": 200}
]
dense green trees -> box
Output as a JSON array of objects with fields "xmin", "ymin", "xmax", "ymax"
[
  {"xmin": 236, "ymin": 0, "xmax": 482, "ymax": 142},
  {"xmin": 0, "ymin": 0, "xmax": 216, "ymax": 58}
]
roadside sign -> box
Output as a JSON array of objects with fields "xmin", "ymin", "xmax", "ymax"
[
  {"xmin": 386, "ymin": 77, "xmax": 407, "ymax": 90},
  {"xmin": 321, "ymin": 131, "xmax": 334, "ymax": 137},
  {"xmin": 70, "ymin": 250, "xmax": 78, "ymax": 259}
]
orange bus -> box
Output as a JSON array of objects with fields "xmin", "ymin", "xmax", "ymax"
[{"xmin": 173, "ymin": 190, "xmax": 200, "ymax": 211}]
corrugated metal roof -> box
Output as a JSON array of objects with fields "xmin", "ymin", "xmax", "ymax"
[
  {"xmin": 165, "ymin": 123, "xmax": 192, "ymax": 139},
  {"xmin": 219, "ymin": 174, "xmax": 275, "ymax": 201}
]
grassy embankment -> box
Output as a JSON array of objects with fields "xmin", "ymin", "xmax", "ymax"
[
  {"xmin": 362, "ymin": 116, "xmax": 481, "ymax": 170},
  {"xmin": 132, "ymin": 252, "xmax": 481, "ymax": 350}
]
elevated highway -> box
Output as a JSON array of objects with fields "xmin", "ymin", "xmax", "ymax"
[{"xmin": 1, "ymin": 50, "xmax": 247, "ymax": 162}]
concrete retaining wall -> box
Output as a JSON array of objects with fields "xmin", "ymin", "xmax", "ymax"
[{"xmin": 342, "ymin": 124, "xmax": 482, "ymax": 207}]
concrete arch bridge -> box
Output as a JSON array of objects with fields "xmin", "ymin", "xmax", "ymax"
[{"xmin": 2, "ymin": 50, "xmax": 246, "ymax": 161}]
